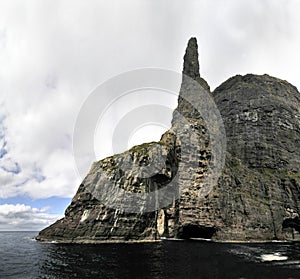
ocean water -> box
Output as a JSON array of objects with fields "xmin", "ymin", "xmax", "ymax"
[{"xmin": 0, "ymin": 232, "xmax": 299, "ymax": 279}]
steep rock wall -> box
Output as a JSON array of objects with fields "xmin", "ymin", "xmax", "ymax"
[{"xmin": 37, "ymin": 38, "xmax": 300, "ymax": 242}]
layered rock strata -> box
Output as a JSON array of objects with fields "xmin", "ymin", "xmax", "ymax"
[{"xmin": 37, "ymin": 38, "xmax": 300, "ymax": 242}]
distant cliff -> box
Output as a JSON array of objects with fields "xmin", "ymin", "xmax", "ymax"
[{"xmin": 36, "ymin": 38, "xmax": 300, "ymax": 243}]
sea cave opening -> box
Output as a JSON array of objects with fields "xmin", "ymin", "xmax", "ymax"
[
  {"xmin": 177, "ymin": 224, "xmax": 216, "ymax": 239},
  {"xmin": 282, "ymin": 217, "xmax": 300, "ymax": 233}
]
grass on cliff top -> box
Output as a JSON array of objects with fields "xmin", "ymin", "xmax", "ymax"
[
  {"xmin": 287, "ymin": 172, "xmax": 300, "ymax": 180},
  {"xmin": 213, "ymin": 73, "xmax": 296, "ymax": 95},
  {"xmin": 128, "ymin": 141, "xmax": 157, "ymax": 153},
  {"xmin": 128, "ymin": 141, "xmax": 171, "ymax": 153}
]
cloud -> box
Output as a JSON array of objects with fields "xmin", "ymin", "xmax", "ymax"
[
  {"xmin": 0, "ymin": 203, "xmax": 62, "ymax": 231},
  {"xmin": 192, "ymin": 0, "xmax": 300, "ymax": 88},
  {"xmin": 0, "ymin": 113, "xmax": 80, "ymax": 199}
]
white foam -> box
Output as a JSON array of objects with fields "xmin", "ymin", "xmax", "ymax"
[
  {"xmin": 260, "ymin": 252, "xmax": 288, "ymax": 262},
  {"xmin": 190, "ymin": 238, "xmax": 213, "ymax": 242}
]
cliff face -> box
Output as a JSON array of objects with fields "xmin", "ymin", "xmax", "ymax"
[
  {"xmin": 36, "ymin": 38, "xmax": 300, "ymax": 242},
  {"xmin": 212, "ymin": 74, "xmax": 300, "ymax": 240}
]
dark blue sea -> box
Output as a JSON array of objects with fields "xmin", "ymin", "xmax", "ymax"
[{"xmin": 0, "ymin": 232, "xmax": 299, "ymax": 279}]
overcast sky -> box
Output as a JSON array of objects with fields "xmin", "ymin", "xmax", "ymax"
[{"xmin": 1, "ymin": 0, "xmax": 300, "ymax": 230}]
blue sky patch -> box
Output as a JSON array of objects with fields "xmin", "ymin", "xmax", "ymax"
[{"xmin": 0, "ymin": 196, "xmax": 71, "ymax": 215}]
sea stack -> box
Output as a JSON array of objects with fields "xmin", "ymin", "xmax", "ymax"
[{"xmin": 36, "ymin": 38, "xmax": 300, "ymax": 243}]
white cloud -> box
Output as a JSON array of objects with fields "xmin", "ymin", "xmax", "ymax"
[
  {"xmin": 0, "ymin": 203, "xmax": 62, "ymax": 231},
  {"xmin": 194, "ymin": 0, "xmax": 300, "ymax": 89}
]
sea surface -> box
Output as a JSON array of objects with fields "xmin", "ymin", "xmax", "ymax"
[{"xmin": 0, "ymin": 231, "xmax": 299, "ymax": 279}]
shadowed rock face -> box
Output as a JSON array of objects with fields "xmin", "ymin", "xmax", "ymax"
[
  {"xmin": 211, "ymin": 74, "xmax": 300, "ymax": 240},
  {"xmin": 36, "ymin": 38, "xmax": 300, "ymax": 243},
  {"xmin": 214, "ymin": 74, "xmax": 300, "ymax": 171}
]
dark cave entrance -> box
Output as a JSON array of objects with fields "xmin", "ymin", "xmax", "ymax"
[
  {"xmin": 177, "ymin": 224, "xmax": 216, "ymax": 239},
  {"xmin": 282, "ymin": 217, "xmax": 300, "ymax": 233}
]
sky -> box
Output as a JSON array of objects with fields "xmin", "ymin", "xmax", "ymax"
[{"xmin": 0, "ymin": 0, "xmax": 300, "ymax": 231}]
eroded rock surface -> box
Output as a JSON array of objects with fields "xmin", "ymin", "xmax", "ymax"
[{"xmin": 37, "ymin": 38, "xmax": 300, "ymax": 242}]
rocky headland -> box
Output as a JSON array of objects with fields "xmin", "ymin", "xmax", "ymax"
[{"xmin": 36, "ymin": 38, "xmax": 300, "ymax": 243}]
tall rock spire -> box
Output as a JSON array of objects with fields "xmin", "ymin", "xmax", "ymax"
[
  {"xmin": 183, "ymin": 37, "xmax": 200, "ymax": 80},
  {"xmin": 172, "ymin": 37, "xmax": 210, "ymax": 122},
  {"xmin": 181, "ymin": 37, "xmax": 210, "ymax": 91}
]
